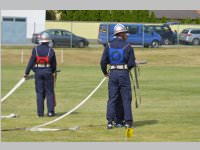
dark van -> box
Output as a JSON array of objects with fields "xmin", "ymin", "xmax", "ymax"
[
  {"xmin": 148, "ymin": 24, "xmax": 176, "ymax": 45},
  {"xmin": 98, "ymin": 23, "xmax": 162, "ymax": 48}
]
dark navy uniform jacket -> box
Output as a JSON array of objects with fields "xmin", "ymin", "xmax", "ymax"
[
  {"xmin": 25, "ymin": 43, "xmax": 57, "ymax": 75},
  {"xmin": 100, "ymin": 38, "xmax": 136, "ymax": 75}
]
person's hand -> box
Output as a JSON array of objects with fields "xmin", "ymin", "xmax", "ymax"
[
  {"xmin": 52, "ymin": 73, "xmax": 56, "ymax": 80},
  {"xmin": 104, "ymin": 73, "xmax": 109, "ymax": 78},
  {"xmin": 52, "ymin": 73, "xmax": 55, "ymax": 77},
  {"xmin": 24, "ymin": 74, "xmax": 29, "ymax": 80}
]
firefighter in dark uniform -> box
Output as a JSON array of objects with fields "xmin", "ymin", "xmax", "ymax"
[
  {"xmin": 100, "ymin": 24, "xmax": 136, "ymax": 129},
  {"xmin": 107, "ymin": 96, "xmax": 124, "ymax": 128},
  {"xmin": 24, "ymin": 32, "xmax": 57, "ymax": 117}
]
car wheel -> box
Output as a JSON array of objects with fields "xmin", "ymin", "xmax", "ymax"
[
  {"xmin": 164, "ymin": 38, "xmax": 170, "ymax": 45},
  {"xmin": 192, "ymin": 38, "xmax": 200, "ymax": 45},
  {"xmin": 78, "ymin": 41, "xmax": 85, "ymax": 48},
  {"xmin": 151, "ymin": 40, "xmax": 159, "ymax": 48}
]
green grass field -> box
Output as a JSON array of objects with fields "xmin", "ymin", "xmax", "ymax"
[{"xmin": 1, "ymin": 46, "xmax": 200, "ymax": 142}]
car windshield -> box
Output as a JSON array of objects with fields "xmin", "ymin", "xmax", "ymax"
[
  {"xmin": 62, "ymin": 31, "xmax": 72, "ymax": 36},
  {"xmin": 163, "ymin": 26, "xmax": 170, "ymax": 32},
  {"xmin": 181, "ymin": 30, "xmax": 189, "ymax": 34},
  {"xmin": 154, "ymin": 26, "xmax": 162, "ymax": 32},
  {"xmin": 43, "ymin": 30, "xmax": 54, "ymax": 36}
]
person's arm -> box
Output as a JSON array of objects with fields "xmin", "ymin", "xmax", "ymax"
[
  {"xmin": 51, "ymin": 49, "xmax": 57, "ymax": 73},
  {"xmin": 127, "ymin": 46, "xmax": 136, "ymax": 70},
  {"xmin": 100, "ymin": 45, "xmax": 109, "ymax": 76},
  {"xmin": 24, "ymin": 48, "xmax": 36, "ymax": 76}
]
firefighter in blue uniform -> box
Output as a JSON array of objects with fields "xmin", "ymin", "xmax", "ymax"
[
  {"xmin": 24, "ymin": 32, "xmax": 57, "ymax": 117},
  {"xmin": 100, "ymin": 24, "xmax": 136, "ymax": 129},
  {"xmin": 106, "ymin": 96, "xmax": 124, "ymax": 128}
]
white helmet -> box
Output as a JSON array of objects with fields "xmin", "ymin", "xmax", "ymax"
[
  {"xmin": 39, "ymin": 32, "xmax": 51, "ymax": 43},
  {"xmin": 113, "ymin": 24, "xmax": 128, "ymax": 36}
]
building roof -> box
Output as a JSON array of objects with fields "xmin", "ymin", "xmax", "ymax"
[{"xmin": 151, "ymin": 10, "xmax": 200, "ymax": 19}]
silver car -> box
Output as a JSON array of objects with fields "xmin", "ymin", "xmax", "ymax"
[{"xmin": 179, "ymin": 28, "xmax": 200, "ymax": 45}]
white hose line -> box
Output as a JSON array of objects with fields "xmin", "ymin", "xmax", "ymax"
[
  {"xmin": 1, "ymin": 75, "xmax": 34, "ymax": 103},
  {"xmin": 1, "ymin": 126, "xmax": 80, "ymax": 132},
  {"xmin": 136, "ymin": 60, "xmax": 148, "ymax": 64},
  {"xmin": 1, "ymin": 78, "xmax": 26, "ymax": 103},
  {"xmin": 28, "ymin": 126, "xmax": 80, "ymax": 132},
  {"xmin": 30, "ymin": 77, "xmax": 107, "ymax": 130},
  {"xmin": 0, "ymin": 113, "xmax": 17, "ymax": 119}
]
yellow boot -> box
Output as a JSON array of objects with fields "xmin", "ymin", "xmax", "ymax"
[{"xmin": 125, "ymin": 127, "xmax": 134, "ymax": 138}]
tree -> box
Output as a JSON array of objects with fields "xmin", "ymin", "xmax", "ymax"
[
  {"xmin": 80, "ymin": 10, "xmax": 89, "ymax": 21},
  {"xmin": 142, "ymin": 10, "xmax": 150, "ymax": 22},
  {"xmin": 88, "ymin": 10, "xmax": 101, "ymax": 21},
  {"xmin": 99, "ymin": 10, "xmax": 111, "ymax": 22},
  {"xmin": 120, "ymin": 10, "xmax": 128, "ymax": 22},
  {"xmin": 110, "ymin": 10, "xmax": 123, "ymax": 22},
  {"xmin": 181, "ymin": 17, "xmax": 192, "ymax": 24},
  {"xmin": 185, "ymin": 17, "xmax": 192, "ymax": 24},
  {"xmin": 57, "ymin": 10, "xmax": 152, "ymax": 22},
  {"xmin": 136, "ymin": 10, "xmax": 149, "ymax": 22},
  {"xmin": 150, "ymin": 11, "xmax": 156, "ymax": 23},
  {"xmin": 130, "ymin": 10, "xmax": 138, "ymax": 22},
  {"xmin": 161, "ymin": 16, "xmax": 167, "ymax": 23},
  {"xmin": 72, "ymin": 11, "xmax": 81, "ymax": 21},
  {"xmin": 46, "ymin": 10, "xmax": 56, "ymax": 20},
  {"xmin": 122, "ymin": 10, "xmax": 133, "ymax": 22},
  {"xmin": 194, "ymin": 18, "xmax": 200, "ymax": 24},
  {"xmin": 59, "ymin": 10, "xmax": 75, "ymax": 21}
]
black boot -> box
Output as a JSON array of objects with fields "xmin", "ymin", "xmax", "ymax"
[
  {"xmin": 107, "ymin": 122, "xmax": 113, "ymax": 129},
  {"xmin": 124, "ymin": 121, "xmax": 133, "ymax": 128},
  {"xmin": 47, "ymin": 111, "xmax": 56, "ymax": 117}
]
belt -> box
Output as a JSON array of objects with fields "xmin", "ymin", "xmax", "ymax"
[
  {"xmin": 35, "ymin": 64, "xmax": 51, "ymax": 68},
  {"xmin": 110, "ymin": 64, "xmax": 128, "ymax": 70}
]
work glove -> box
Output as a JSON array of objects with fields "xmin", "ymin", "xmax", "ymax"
[
  {"xmin": 24, "ymin": 74, "xmax": 29, "ymax": 80},
  {"xmin": 104, "ymin": 73, "xmax": 109, "ymax": 78}
]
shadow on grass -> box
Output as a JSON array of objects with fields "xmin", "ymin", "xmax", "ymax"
[
  {"xmin": 84, "ymin": 120, "xmax": 159, "ymax": 129},
  {"xmin": 1, "ymin": 120, "xmax": 159, "ymax": 132},
  {"xmin": 135, "ymin": 120, "xmax": 159, "ymax": 127}
]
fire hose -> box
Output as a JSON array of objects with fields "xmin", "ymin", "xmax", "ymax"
[
  {"xmin": 1, "ymin": 75, "xmax": 34, "ymax": 103},
  {"xmin": 28, "ymin": 77, "xmax": 107, "ymax": 132},
  {"xmin": 1, "ymin": 76, "xmax": 107, "ymax": 131}
]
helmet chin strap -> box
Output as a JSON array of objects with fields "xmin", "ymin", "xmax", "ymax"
[
  {"xmin": 116, "ymin": 33, "xmax": 128, "ymax": 40},
  {"xmin": 117, "ymin": 36, "xmax": 123, "ymax": 39}
]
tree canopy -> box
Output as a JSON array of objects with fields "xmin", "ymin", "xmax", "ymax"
[{"xmin": 46, "ymin": 10, "xmax": 200, "ymax": 24}]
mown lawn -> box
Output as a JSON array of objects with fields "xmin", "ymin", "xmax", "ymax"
[{"xmin": 1, "ymin": 46, "xmax": 200, "ymax": 142}]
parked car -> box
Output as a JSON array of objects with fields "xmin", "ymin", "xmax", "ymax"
[
  {"xmin": 148, "ymin": 24, "xmax": 176, "ymax": 45},
  {"xmin": 98, "ymin": 23, "xmax": 162, "ymax": 48},
  {"xmin": 32, "ymin": 29, "xmax": 89, "ymax": 48},
  {"xmin": 179, "ymin": 28, "xmax": 200, "ymax": 45}
]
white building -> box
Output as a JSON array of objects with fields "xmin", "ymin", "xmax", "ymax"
[{"xmin": 1, "ymin": 10, "xmax": 46, "ymax": 44}]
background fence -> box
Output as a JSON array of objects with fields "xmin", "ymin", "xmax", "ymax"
[{"xmin": 1, "ymin": 20, "xmax": 200, "ymax": 46}]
